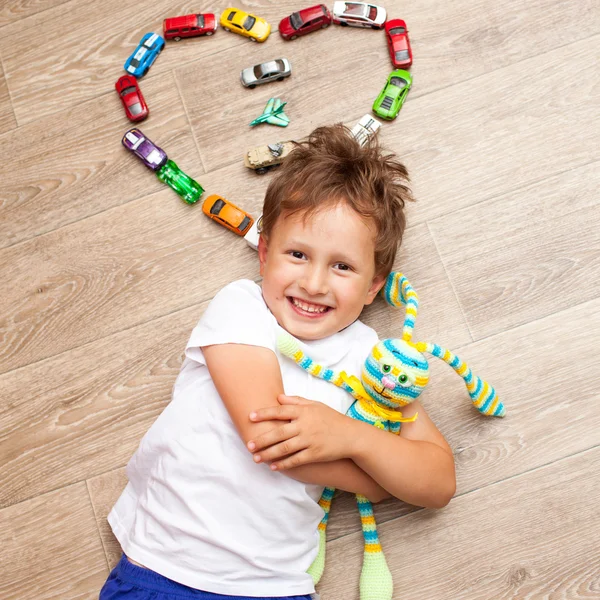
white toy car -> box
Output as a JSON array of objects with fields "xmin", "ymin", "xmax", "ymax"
[
  {"xmin": 332, "ymin": 2, "xmax": 386, "ymax": 29},
  {"xmin": 244, "ymin": 214, "xmax": 263, "ymax": 250},
  {"xmin": 241, "ymin": 58, "xmax": 291, "ymax": 89},
  {"xmin": 350, "ymin": 114, "xmax": 382, "ymax": 147}
]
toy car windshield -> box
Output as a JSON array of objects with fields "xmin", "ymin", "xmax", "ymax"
[
  {"xmin": 210, "ymin": 199, "xmax": 226, "ymax": 215},
  {"xmin": 368, "ymin": 6, "xmax": 378, "ymax": 20},
  {"xmin": 289, "ymin": 12, "xmax": 303, "ymax": 29},
  {"xmin": 120, "ymin": 86, "xmax": 136, "ymax": 96},
  {"xmin": 243, "ymin": 16, "xmax": 256, "ymax": 30},
  {"xmin": 389, "ymin": 26, "xmax": 406, "ymax": 34},
  {"xmin": 227, "ymin": 11, "xmax": 236, "ymax": 21},
  {"xmin": 395, "ymin": 50, "xmax": 410, "ymax": 61},
  {"xmin": 129, "ymin": 103, "xmax": 144, "ymax": 116},
  {"xmin": 390, "ymin": 77, "xmax": 407, "ymax": 88},
  {"xmin": 345, "ymin": 4, "xmax": 368, "ymax": 17},
  {"xmin": 195, "ymin": 14, "xmax": 205, "ymax": 27}
]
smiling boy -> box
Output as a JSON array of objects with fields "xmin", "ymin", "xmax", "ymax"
[{"xmin": 101, "ymin": 125, "xmax": 455, "ymax": 600}]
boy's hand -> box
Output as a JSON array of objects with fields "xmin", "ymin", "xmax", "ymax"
[{"xmin": 247, "ymin": 394, "xmax": 358, "ymax": 470}]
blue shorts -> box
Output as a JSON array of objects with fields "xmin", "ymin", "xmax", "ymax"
[{"xmin": 99, "ymin": 555, "xmax": 314, "ymax": 600}]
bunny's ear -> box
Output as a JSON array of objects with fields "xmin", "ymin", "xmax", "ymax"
[
  {"xmin": 381, "ymin": 272, "xmax": 418, "ymax": 342},
  {"xmin": 416, "ymin": 341, "xmax": 506, "ymax": 417}
]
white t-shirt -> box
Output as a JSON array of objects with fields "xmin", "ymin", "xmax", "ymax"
[{"xmin": 108, "ymin": 279, "xmax": 379, "ymax": 597}]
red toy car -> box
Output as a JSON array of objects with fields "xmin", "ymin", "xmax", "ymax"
[
  {"xmin": 385, "ymin": 19, "xmax": 412, "ymax": 69},
  {"xmin": 115, "ymin": 75, "xmax": 149, "ymax": 122},
  {"xmin": 163, "ymin": 13, "xmax": 217, "ymax": 41},
  {"xmin": 279, "ymin": 5, "xmax": 332, "ymax": 40}
]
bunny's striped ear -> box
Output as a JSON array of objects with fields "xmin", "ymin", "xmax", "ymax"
[
  {"xmin": 381, "ymin": 272, "xmax": 418, "ymax": 342},
  {"xmin": 416, "ymin": 342, "xmax": 506, "ymax": 417}
]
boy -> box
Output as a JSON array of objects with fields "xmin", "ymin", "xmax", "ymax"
[{"xmin": 101, "ymin": 125, "xmax": 456, "ymax": 599}]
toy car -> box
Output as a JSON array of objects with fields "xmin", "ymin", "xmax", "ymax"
[
  {"xmin": 202, "ymin": 194, "xmax": 254, "ymax": 235},
  {"xmin": 244, "ymin": 141, "xmax": 295, "ymax": 174},
  {"xmin": 163, "ymin": 13, "xmax": 217, "ymax": 41},
  {"xmin": 124, "ymin": 33, "xmax": 165, "ymax": 78},
  {"xmin": 121, "ymin": 128, "xmax": 168, "ymax": 170},
  {"xmin": 115, "ymin": 75, "xmax": 149, "ymax": 122},
  {"xmin": 220, "ymin": 8, "xmax": 270, "ymax": 42},
  {"xmin": 279, "ymin": 5, "xmax": 332, "ymax": 40},
  {"xmin": 385, "ymin": 19, "xmax": 412, "ymax": 69},
  {"xmin": 241, "ymin": 58, "xmax": 291, "ymax": 89},
  {"xmin": 332, "ymin": 2, "xmax": 386, "ymax": 29},
  {"xmin": 372, "ymin": 69, "xmax": 412, "ymax": 120},
  {"xmin": 156, "ymin": 160, "xmax": 204, "ymax": 204},
  {"xmin": 350, "ymin": 114, "xmax": 382, "ymax": 147},
  {"xmin": 244, "ymin": 214, "xmax": 262, "ymax": 249}
]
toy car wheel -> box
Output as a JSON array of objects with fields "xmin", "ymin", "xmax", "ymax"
[
  {"xmin": 143, "ymin": 67, "xmax": 149, "ymax": 77},
  {"xmin": 224, "ymin": 27, "xmax": 230, "ymax": 32},
  {"xmin": 290, "ymin": 35, "xmax": 297, "ymax": 40},
  {"xmin": 206, "ymin": 31, "xmax": 214, "ymax": 36},
  {"xmin": 249, "ymin": 37, "xmax": 257, "ymax": 42},
  {"xmin": 371, "ymin": 25, "xmax": 381, "ymax": 30},
  {"xmin": 277, "ymin": 77, "xmax": 284, "ymax": 82},
  {"xmin": 340, "ymin": 22, "xmax": 348, "ymax": 26},
  {"xmin": 248, "ymin": 84, "xmax": 256, "ymax": 89},
  {"xmin": 174, "ymin": 36, "xmax": 181, "ymax": 41},
  {"xmin": 321, "ymin": 23, "xmax": 329, "ymax": 29},
  {"xmin": 255, "ymin": 167, "xmax": 268, "ymax": 174}
]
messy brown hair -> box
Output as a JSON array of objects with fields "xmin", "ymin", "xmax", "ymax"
[{"xmin": 261, "ymin": 124, "xmax": 413, "ymax": 278}]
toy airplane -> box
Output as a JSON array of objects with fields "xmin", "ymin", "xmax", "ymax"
[{"xmin": 249, "ymin": 98, "xmax": 290, "ymax": 127}]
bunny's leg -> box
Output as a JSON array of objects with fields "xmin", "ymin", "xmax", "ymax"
[
  {"xmin": 307, "ymin": 486, "xmax": 335, "ymax": 585},
  {"xmin": 357, "ymin": 494, "xmax": 393, "ymax": 600}
]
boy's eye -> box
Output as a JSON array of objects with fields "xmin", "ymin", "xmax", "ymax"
[
  {"xmin": 334, "ymin": 263, "xmax": 352, "ymax": 271},
  {"xmin": 382, "ymin": 364, "xmax": 391, "ymax": 373},
  {"xmin": 290, "ymin": 251, "xmax": 306, "ymax": 260}
]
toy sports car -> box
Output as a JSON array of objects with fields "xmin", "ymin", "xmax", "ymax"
[
  {"xmin": 202, "ymin": 194, "xmax": 254, "ymax": 235},
  {"xmin": 220, "ymin": 8, "xmax": 270, "ymax": 42},
  {"xmin": 241, "ymin": 58, "xmax": 291, "ymax": 88},
  {"xmin": 332, "ymin": 2, "xmax": 386, "ymax": 29},
  {"xmin": 372, "ymin": 69, "xmax": 412, "ymax": 120},
  {"xmin": 156, "ymin": 160, "xmax": 204, "ymax": 204},
  {"xmin": 279, "ymin": 5, "xmax": 332, "ymax": 40},
  {"xmin": 115, "ymin": 75, "xmax": 149, "ymax": 122},
  {"xmin": 124, "ymin": 33, "xmax": 165, "ymax": 78},
  {"xmin": 121, "ymin": 128, "xmax": 167, "ymax": 170},
  {"xmin": 350, "ymin": 114, "xmax": 382, "ymax": 147},
  {"xmin": 385, "ymin": 19, "xmax": 413, "ymax": 69}
]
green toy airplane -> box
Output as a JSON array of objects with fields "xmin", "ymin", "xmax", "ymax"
[{"xmin": 249, "ymin": 98, "xmax": 290, "ymax": 127}]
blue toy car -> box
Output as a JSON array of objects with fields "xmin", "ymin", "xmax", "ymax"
[{"xmin": 124, "ymin": 33, "xmax": 165, "ymax": 78}]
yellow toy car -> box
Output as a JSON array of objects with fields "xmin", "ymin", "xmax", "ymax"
[{"xmin": 220, "ymin": 7, "xmax": 271, "ymax": 42}]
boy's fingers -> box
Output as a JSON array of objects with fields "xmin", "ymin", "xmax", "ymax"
[
  {"xmin": 253, "ymin": 437, "xmax": 305, "ymax": 463},
  {"xmin": 248, "ymin": 423, "xmax": 297, "ymax": 452},
  {"xmin": 271, "ymin": 449, "xmax": 313, "ymax": 471},
  {"xmin": 278, "ymin": 394, "xmax": 313, "ymax": 405},
  {"xmin": 249, "ymin": 406, "xmax": 299, "ymax": 421}
]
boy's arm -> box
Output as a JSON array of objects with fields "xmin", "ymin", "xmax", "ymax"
[
  {"xmin": 349, "ymin": 400, "xmax": 456, "ymax": 508},
  {"xmin": 202, "ymin": 343, "xmax": 390, "ymax": 502}
]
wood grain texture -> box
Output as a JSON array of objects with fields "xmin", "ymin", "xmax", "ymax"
[
  {"xmin": 428, "ymin": 162, "xmax": 600, "ymax": 339},
  {"xmin": 317, "ymin": 447, "xmax": 600, "ymax": 600},
  {"xmin": 0, "ymin": 0, "xmax": 71, "ymax": 28},
  {"xmin": 0, "ymin": 482, "xmax": 109, "ymax": 600},
  {"xmin": 0, "ymin": 0, "xmax": 306, "ymax": 125},
  {"xmin": 0, "ymin": 53, "xmax": 16, "ymax": 135},
  {"xmin": 0, "ymin": 70, "xmax": 200, "ymax": 248}
]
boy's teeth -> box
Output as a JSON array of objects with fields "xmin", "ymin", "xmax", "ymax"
[{"xmin": 292, "ymin": 298, "xmax": 328, "ymax": 313}]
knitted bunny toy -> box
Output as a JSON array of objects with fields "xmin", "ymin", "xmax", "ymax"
[{"xmin": 276, "ymin": 271, "xmax": 505, "ymax": 600}]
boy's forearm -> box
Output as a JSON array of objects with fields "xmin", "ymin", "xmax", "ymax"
[
  {"xmin": 349, "ymin": 419, "xmax": 456, "ymax": 509},
  {"xmin": 284, "ymin": 459, "xmax": 391, "ymax": 503}
]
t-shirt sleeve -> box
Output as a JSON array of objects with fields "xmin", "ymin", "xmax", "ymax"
[{"xmin": 185, "ymin": 279, "xmax": 277, "ymax": 366}]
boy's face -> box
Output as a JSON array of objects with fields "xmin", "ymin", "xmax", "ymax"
[{"xmin": 259, "ymin": 203, "xmax": 386, "ymax": 341}]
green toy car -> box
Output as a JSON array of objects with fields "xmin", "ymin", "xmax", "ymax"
[
  {"xmin": 372, "ymin": 69, "xmax": 412, "ymax": 120},
  {"xmin": 156, "ymin": 159, "xmax": 204, "ymax": 204}
]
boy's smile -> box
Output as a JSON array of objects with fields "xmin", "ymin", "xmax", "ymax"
[{"xmin": 259, "ymin": 203, "xmax": 385, "ymax": 341}]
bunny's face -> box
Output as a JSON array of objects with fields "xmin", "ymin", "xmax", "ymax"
[{"xmin": 361, "ymin": 339, "xmax": 429, "ymax": 408}]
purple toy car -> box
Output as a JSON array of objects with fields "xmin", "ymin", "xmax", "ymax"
[{"xmin": 121, "ymin": 128, "xmax": 168, "ymax": 171}]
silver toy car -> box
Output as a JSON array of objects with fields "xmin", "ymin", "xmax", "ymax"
[{"xmin": 240, "ymin": 58, "xmax": 291, "ymax": 89}]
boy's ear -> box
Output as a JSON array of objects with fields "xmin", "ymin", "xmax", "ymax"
[
  {"xmin": 364, "ymin": 274, "xmax": 387, "ymax": 306},
  {"xmin": 258, "ymin": 235, "xmax": 268, "ymax": 276}
]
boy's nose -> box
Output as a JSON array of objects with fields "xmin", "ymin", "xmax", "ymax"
[{"xmin": 300, "ymin": 266, "xmax": 328, "ymax": 296}]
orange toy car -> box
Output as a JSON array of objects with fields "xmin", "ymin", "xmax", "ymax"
[{"xmin": 202, "ymin": 194, "xmax": 254, "ymax": 236}]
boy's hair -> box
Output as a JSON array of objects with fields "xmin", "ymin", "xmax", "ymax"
[{"xmin": 261, "ymin": 124, "xmax": 413, "ymax": 278}]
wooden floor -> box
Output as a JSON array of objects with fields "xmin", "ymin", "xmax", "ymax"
[{"xmin": 1, "ymin": 0, "xmax": 599, "ymax": 598}]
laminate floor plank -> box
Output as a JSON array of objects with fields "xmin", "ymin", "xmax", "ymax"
[
  {"xmin": 428, "ymin": 163, "xmax": 600, "ymax": 340},
  {"xmin": 318, "ymin": 447, "xmax": 600, "ymax": 599},
  {"xmin": 0, "ymin": 0, "xmax": 307, "ymax": 125},
  {"xmin": 0, "ymin": 222, "xmax": 467, "ymax": 505},
  {"xmin": 0, "ymin": 54, "xmax": 17, "ymax": 135},
  {"xmin": 0, "ymin": 70, "xmax": 200, "ymax": 249},
  {"xmin": 0, "ymin": 482, "xmax": 109, "ymax": 600},
  {"xmin": 0, "ymin": 0, "xmax": 71, "ymax": 28}
]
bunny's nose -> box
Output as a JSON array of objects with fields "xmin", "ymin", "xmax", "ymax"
[{"xmin": 382, "ymin": 376, "xmax": 396, "ymax": 390}]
